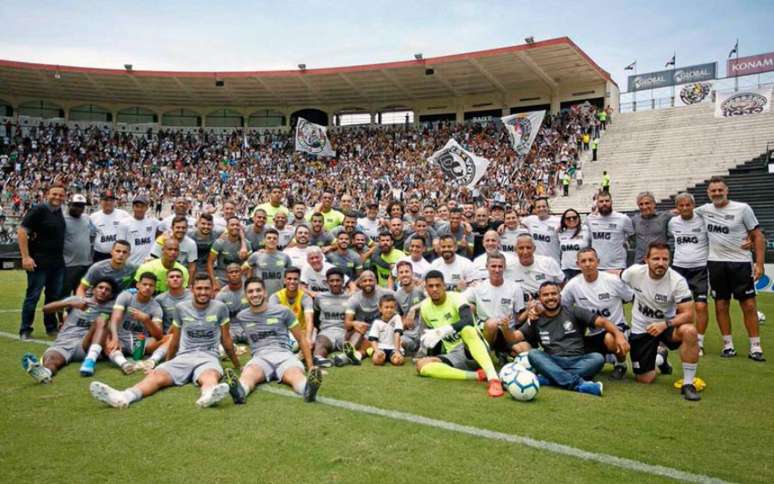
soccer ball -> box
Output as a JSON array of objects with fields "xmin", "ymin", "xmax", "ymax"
[
  {"xmin": 514, "ymin": 352, "xmax": 533, "ymax": 371},
  {"xmin": 499, "ymin": 363, "xmax": 540, "ymax": 401},
  {"xmin": 508, "ymin": 368, "xmax": 540, "ymax": 401},
  {"xmin": 758, "ymin": 311, "xmax": 766, "ymax": 324}
]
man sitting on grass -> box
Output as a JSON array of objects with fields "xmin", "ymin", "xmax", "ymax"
[
  {"xmin": 89, "ymin": 274, "xmax": 240, "ymax": 408},
  {"xmin": 22, "ymin": 278, "xmax": 118, "ymax": 382}
]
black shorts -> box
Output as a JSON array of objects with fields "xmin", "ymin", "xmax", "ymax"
[
  {"xmin": 707, "ymin": 261, "xmax": 755, "ymax": 301},
  {"xmin": 584, "ymin": 324, "xmax": 628, "ymax": 355},
  {"xmin": 629, "ymin": 327, "xmax": 681, "ymax": 375},
  {"xmin": 672, "ymin": 265, "xmax": 708, "ymax": 302}
]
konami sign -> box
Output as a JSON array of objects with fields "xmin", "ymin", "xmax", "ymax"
[{"xmin": 728, "ymin": 52, "xmax": 774, "ymax": 77}]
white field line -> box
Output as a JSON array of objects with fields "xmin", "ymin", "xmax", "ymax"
[{"xmin": 1, "ymin": 331, "xmax": 731, "ymax": 484}]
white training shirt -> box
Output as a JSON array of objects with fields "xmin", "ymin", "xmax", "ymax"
[
  {"xmin": 562, "ymin": 271, "xmax": 633, "ymax": 334},
  {"xmin": 585, "ymin": 211, "xmax": 634, "ymax": 269},
  {"xmin": 558, "ymin": 227, "xmax": 591, "ymax": 271},
  {"xmin": 357, "ymin": 217, "xmax": 382, "ymax": 240},
  {"xmin": 117, "ymin": 216, "xmax": 160, "ymax": 266},
  {"xmin": 300, "ymin": 261, "xmax": 336, "ymax": 294},
  {"xmin": 667, "ymin": 214, "xmax": 709, "ymax": 268},
  {"xmin": 150, "ymin": 235, "xmax": 198, "ymax": 266},
  {"xmin": 621, "ymin": 264, "xmax": 692, "ymax": 335},
  {"xmin": 464, "ymin": 279, "xmax": 525, "ymax": 327},
  {"xmin": 510, "ymin": 255, "xmax": 564, "ymax": 297},
  {"xmin": 90, "ymin": 208, "xmax": 130, "ymax": 254},
  {"xmin": 428, "ymin": 255, "xmax": 478, "ymax": 291},
  {"xmin": 283, "ymin": 246, "xmax": 313, "ymax": 269},
  {"xmin": 521, "ymin": 215, "xmax": 561, "ymax": 262},
  {"xmin": 500, "ymin": 226, "xmax": 530, "ymax": 253},
  {"xmin": 695, "ymin": 201, "xmax": 759, "ymax": 263},
  {"xmin": 367, "ymin": 315, "xmax": 404, "ymax": 350}
]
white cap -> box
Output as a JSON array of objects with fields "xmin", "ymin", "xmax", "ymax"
[{"xmin": 70, "ymin": 194, "xmax": 87, "ymax": 204}]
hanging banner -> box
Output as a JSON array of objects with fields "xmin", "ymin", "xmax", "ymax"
[
  {"xmin": 428, "ymin": 138, "xmax": 490, "ymax": 189},
  {"xmin": 674, "ymin": 81, "xmax": 714, "ymax": 107},
  {"xmin": 627, "ymin": 62, "xmax": 717, "ymax": 92},
  {"xmin": 501, "ymin": 110, "xmax": 545, "ymax": 156},
  {"xmin": 294, "ymin": 117, "xmax": 335, "ymax": 157},
  {"xmin": 727, "ymin": 52, "xmax": 774, "ymax": 77},
  {"xmin": 715, "ymin": 87, "xmax": 772, "ymax": 118}
]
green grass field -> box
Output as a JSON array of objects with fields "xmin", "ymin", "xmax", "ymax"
[{"xmin": 1, "ymin": 270, "xmax": 773, "ymax": 483}]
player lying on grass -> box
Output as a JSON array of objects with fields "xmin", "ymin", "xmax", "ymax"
[
  {"xmin": 368, "ymin": 294, "xmax": 405, "ymax": 366},
  {"xmin": 22, "ymin": 278, "xmax": 118, "ymax": 382},
  {"xmin": 224, "ymin": 277, "xmax": 321, "ymax": 404},
  {"xmin": 104, "ymin": 272, "xmax": 164, "ymax": 374},
  {"xmin": 90, "ymin": 274, "xmax": 240, "ymax": 408},
  {"xmin": 621, "ymin": 242, "xmax": 702, "ymax": 401},
  {"xmin": 514, "ymin": 281, "xmax": 629, "ymax": 397},
  {"xmin": 414, "ymin": 270, "xmax": 505, "ymax": 398}
]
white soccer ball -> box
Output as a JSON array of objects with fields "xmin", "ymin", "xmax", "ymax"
[
  {"xmin": 499, "ymin": 362, "xmax": 521, "ymax": 387},
  {"xmin": 514, "ymin": 352, "xmax": 533, "ymax": 371},
  {"xmin": 507, "ymin": 368, "xmax": 540, "ymax": 402},
  {"xmin": 758, "ymin": 311, "xmax": 766, "ymax": 323}
]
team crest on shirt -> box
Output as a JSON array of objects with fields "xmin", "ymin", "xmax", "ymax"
[
  {"xmin": 562, "ymin": 321, "xmax": 575, "ymax": 333},
  {"xmin": 655, "ymin": 294, "xmax": 668, "ymax": 303},
  {"xmin": 598, "ymin": 293, "xmax": 610, "ymax": 301},
  {"xmin": 444, "ymin": 312, "xmax": 453, "ymax": 320}
]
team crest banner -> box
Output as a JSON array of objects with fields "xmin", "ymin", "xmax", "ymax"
[
  {"xmin": 428, "ymin": 139, "xmax": 490, "ymax": 189},
  {"xmin": 674, "ymin": 81, "xmax": 714, "ymax": 107},
  {"xmin": 501, "ymin": 110, "xmax": 545, "ymax": 156},
  {"xmin": 714, "ymin": 87, "xmax": 772, "ymax": 118},
  {"xmin": 295, "ymin": 118, "xmax": 335, "ymax": 157}
]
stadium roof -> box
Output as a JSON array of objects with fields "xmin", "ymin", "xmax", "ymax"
[{"xmin": 0, "ymin": 37, "xmax": 614, "ymax": 109}]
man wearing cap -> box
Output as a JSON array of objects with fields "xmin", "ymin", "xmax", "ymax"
[
  {"xmin": 62, "ymin": 194, "xmax": 97, "ymax": 296},
  {"xmin": 90, "ymin": 191, "xmax": 129, "ymax": 263},
  {"xmin": 18, "ymin": 182, "xmax": 67, "ymax": 339},
  {"xmin": 117, "ymin": 194, "xmax": 159, "ymax": 266}
]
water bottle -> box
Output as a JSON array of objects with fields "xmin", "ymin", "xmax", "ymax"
[{"xmin": 132, "ymin": 333, "xmax": 145, "ymax": 361}]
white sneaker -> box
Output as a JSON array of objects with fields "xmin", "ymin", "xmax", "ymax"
[
  {"xmin": 90, "ymin": 381, "xmax": 129, "ymax": 408},
  {"xmin": 196, "ymin": 383, "xmax": 229, "ymax": 408}
]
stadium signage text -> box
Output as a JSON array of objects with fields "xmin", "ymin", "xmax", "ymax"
[
  {"xmin": 727, "ymin": 52, "xmax": 774, "ymax": 77},
  {"xmin": 627, "ymin": 62, "xmax": 717, "ymax": 92}
]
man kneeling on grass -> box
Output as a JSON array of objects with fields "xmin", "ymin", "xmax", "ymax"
[
  {"xmin": 89, "ymin": 274, "xmax": 240, "ymax": 408},
  {"xmin": 22, "ymin": 278, "xmax": 118, "ymax": 382},
  {"xmin": 414, "ymin": 270, "xmax": 505, "ymax": 398},
  {"xmin": 513, "ymin": 281, "xmax": 629, "ymax": 397},
  {"xmin": 224, "ymin": 277, "xmax": 321, "ymax": 404}
]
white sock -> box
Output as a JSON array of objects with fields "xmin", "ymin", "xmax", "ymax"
[
  {"xmin": 86, "ymin": 343, "xmax": 102, "ymax": 361},
  {"xmin": 109, "ymin": 350, "xmax": 128, "ymax": 367},
  {"xmin": 291, "ymin": 378, "xmax": 307, "ymax": 396},
  {"xmin": 697, "ymin": 334, "xmax": 705, "ymax": 347},
  {"xmin": 682, "ymin": 362, "xmax": 697, "ymax": 386},
  {"xmin": 750, "ymin": 337, "xmax": 762, "ymax": 352},
  {"xmin": 655, "ymin": 353, "xmax": 665, "ymax": 368},
  {"xmin": 122, "ymin": 387, "xmax": 142, "ymax": 404},
  {"xmin": 722, "ymin": 335, "xmax": 734, "ymax": 349},
  {"xmin": 150, "ymin": 346, "xmax": 167, "ymax": 363},
  {"xmin": 239, "ymin": 379, "xmax": 253, "ymax": 395}
]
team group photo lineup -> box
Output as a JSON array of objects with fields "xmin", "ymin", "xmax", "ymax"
[{"xmin": 2, "ymin": 2, "xmax": 773, "ymax": 482}]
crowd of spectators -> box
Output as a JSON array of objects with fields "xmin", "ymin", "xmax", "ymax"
[{"xmin": 0, "ymin": 103, "xmax": 608, "ymax": 231}]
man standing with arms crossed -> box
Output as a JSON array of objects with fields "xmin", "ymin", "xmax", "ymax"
[{"xmin": 696, "ymin": 176, "xmax": 766, "ymax": 362}]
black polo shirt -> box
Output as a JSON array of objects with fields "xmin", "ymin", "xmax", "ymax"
[
  {"xmin": 21, "ymin": 203, "xmax": 66, "ymax": 269},
  {"xmin": 520, "ymin": 306, "xmax": 599, "ymax": 357}
]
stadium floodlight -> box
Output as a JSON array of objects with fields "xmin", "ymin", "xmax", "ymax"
[
  {"xmin": 525, "ymin": 36, "xmax": 535, "ymax": 45},
  {"xmin": 53, "ymin": 71, "xmax": 61, "ymax": 80},
  {"xmin": 298, "ymin": 63, "xmax": 307, "ymax": 70},
  {"xmin": 414, "ymin": 53, "xmax": 423, "ymax": 60},
  {"xmin": 124, "ymin": 64, "xmax": 133, "ymax": 71}
]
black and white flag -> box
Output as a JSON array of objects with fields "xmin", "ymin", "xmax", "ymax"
[
  {"xmin": 501, "ymin": 110, "xmax": 545, "ymax": 156},
  {"xmin": 295, "ymin": 118, "xmax": 335, "ymax": 157},
  {"xmin": 427, "ymin": 139, "xmax": 490, "ymax": 189}
]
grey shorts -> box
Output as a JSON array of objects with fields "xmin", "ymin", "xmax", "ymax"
[
  {"xmin": 439, "ymin": 344, "xmax": 478, "ymax": 371},
  {"xmin": 245, "ymin": 350, "xmax": 303, "ymax": 382},
  {"xmin": 156, "ymin": 351, "xmax": 223, "ymax": 386},
  {"xmin": 318, "ymin": 327, "xmax": 346, "ymax": 350},
  {"xmin": 44, "ymin": 337, "xmax": 86, "ymax": 363}
]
